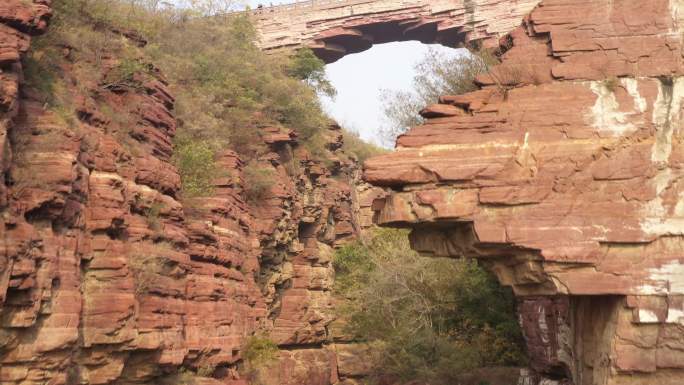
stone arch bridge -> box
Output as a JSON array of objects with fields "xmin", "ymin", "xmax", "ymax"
[{"xmin": 249, "ymin": 0, "xmax": 541, "ymax": 63}]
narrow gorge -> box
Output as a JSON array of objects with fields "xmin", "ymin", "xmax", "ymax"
[{"xmin": 1, "ymin": 0, "xmax": 684, "ymax": 385}]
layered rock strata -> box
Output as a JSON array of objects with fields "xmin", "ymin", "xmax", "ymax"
[
  {"xmin": 251, "ymin": 0, "xmax": 541, "ymax": 63},
  {"xmin": 0, "ymin": 1, "xmax": 366, "ymax": 384},
  {"xmin": 365, "ymin": 1, "xmax": 684, "ymax": 384}
]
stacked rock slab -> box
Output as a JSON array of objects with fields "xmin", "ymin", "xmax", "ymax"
[
  {"xmin": 251, "ymin": 0, "xmax": 541, "ymax": 63},
  {"xmin": 0, "ymin": 1, "xmax": 368, "ymax": 384},
  {"xmin": 365, "ymin": 0, "xmax": 684, "ymax": 384}
]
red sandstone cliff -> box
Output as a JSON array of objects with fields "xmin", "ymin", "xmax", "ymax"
[
  {"xmin": 365, "ymin": 1, "xmax": 684, "ymax": 384},
  {"xmin": 8, "ymin": 0, "xmax": 684, "ymax": 384},
  {"xmin": 0, "ymin": 1, "xmax": 381, "ymax": 384}
]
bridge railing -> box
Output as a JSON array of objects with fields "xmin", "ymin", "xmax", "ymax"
[{"xmin": 246, "ymin": 0, "xmax": 369, "ymax": 15}]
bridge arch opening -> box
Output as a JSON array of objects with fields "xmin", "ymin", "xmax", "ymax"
[
  {"xmin": 309, "ymin": 18, "xmax": 467, "ymax": 64},
  {"xmin": 251, "ymin": 0, "xmax": 539, "ymax": 64},
  {"xmin": 250, "ymin": 0, "xmax": 539, "ymax": 144},
  {"xmin": 318, "ymin": 41, "xmax": 465, "ymax": 146}
]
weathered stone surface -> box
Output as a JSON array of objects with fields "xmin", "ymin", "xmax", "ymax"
[
  {"xmin": 365, "ymin": 1, "xmax": 684, "ymax": 384},
  {"xmin": 332, "ymin": 343, "xmax": 373, "ymax": 378},
  {"xmin": 14, "ymin": 0, "xmax": 684, "ymax": 384},
  {"xmin": 251, "ymin": 0, "xmax": 541, "ymax": 62},
  {"xmin": 0, "ymin": 3, "xmax": 372, "ymax": 384},
  {"xmin": 255, "ymin": 348, "xmax": 339, "ymax": 385}
]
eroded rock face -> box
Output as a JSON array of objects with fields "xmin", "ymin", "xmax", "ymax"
[
  {"xmin": 0, "ymin": 2, "xmax": 367, "ymax": 384},
  {"xmin": 251, "ymin": 0, "xmax": 541, "ymax": 63},
  {"xmin": 366, "ymin": 1, "xmax": 684, "ymax": 384},
  {"xmin": 0, "ymin": 0, "xmax": 51, "ymax": 210}
]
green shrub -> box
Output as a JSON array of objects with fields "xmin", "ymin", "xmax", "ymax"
[
  {"xmin": 334, "ymin": 229, "xmax": 527, "ymax": 384},
  {"xmin": 143, "ymin": 9, "xmax": 331, "ymax": 155},
  {"xmin": 342, "ymin": 129, "xmax": 386, "ymax": 163},
  {"xmin": 242, "ymin": 335, "xmax": 279, "ymax": 368},
  {"xmin": 34, "ymin": 0, "xmax": 345, "ymax": 203},
  {"xmin": 288, "ymin": 48, "xmax": 336, "ymax": 98},
  {"xmin": 163, "ymin": 368, "xmax": 197, "ymax": 385},
  {"xmin": 243, "ymin": 163, "xmax": 275, "ymax": 203},
  {"xmin": 602, "ymin": 76, "xmax": 619, "ymax": 92},
  {"xmin": 174, "ymin": 140, "xmax": 218, "ymax": 198},
  {"xmin": 22, "ymin": 54, "xmax": 58, "ymax": 102},
  {"xmin": 196, "ymin": 364, "xmax": 216, "ymax": 377},
  {"xmin": 241, "ymin": 335, "xmax": 279, "ymax": 385},
  {"xmin": 145, "ymin": 201, "xmax": 164, "ymax": 231},
  {"xmin": 102, "ymin": 58, "xmax": 151, "ymax": 89}
]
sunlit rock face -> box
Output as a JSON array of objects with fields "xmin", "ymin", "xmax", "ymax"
[
  {"xmin": 251, "ymin": 0, "xmax": 541, "ymax": 63},
  {"xmin": 366, "ymin": 0, "xmax": 684, "ymax": 384}
]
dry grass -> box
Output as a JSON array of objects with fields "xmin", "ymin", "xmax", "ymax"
[
  {"xmin": 128, "ymin": 254, "xmax": 165, "ymax": 295},
  {"xmin": 30, "ymin": 0, "xmax": 343, "ymax": 202},
  {"xmin": 342, "ymin": 130, "xmax": 386, "ymax": 163},
  {"xmin": 243, "ymin": 163, "xmax": 275, "ymax": 203},
  {"xmin": 602, "ymin": 76, "xmax": 620, "ymax": 92}
]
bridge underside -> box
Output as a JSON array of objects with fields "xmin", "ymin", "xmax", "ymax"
[
  {"xmin": 251, "ymin": 0, "xmax": 541, "ymax": 63},
  {"xmin": 309, "ymin": 17, "xmax": 466, "ymax": 63}
]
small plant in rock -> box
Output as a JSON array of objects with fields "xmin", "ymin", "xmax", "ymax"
[
  {"xmin": 602, "ymin": 76, "xmax": 619, "ymax": 92},
  {"xmin": 22, "ymin": 54, "xmax": 58, "ymax": 102},
  {"xmin": 145, "ymin": 201, "xmax": 165, "ymax": 231},
  {"xmin": 23, "ymin": 52, "xmax": 80, "ymax": 129},
  {"xmin": 284, "ymin": 158, "xmax": 301, "ymax": 177},
  {"xmin": 243, "ymin": 335, "xmax": 278, "ymax": 366},
  {"xmin": 243, "ymin": 163, "xmax": 275, "ymax": 203},
  {"xmin": 488, "ymin": 64, "xmax": 526, "ymax": 97},
  {"xmin": 102, "ymin": 58, "xmax": 151, "ymax": 90},
  {"xmin": 196, "ymin": 363, "xmax": 216, "ymax": 377},
  {"xmin": 242, "ymin": 335, "xmax": 279, "ymax": 384},
  {"xmin": 128, "ymin": 254, "xmax": 165, "ymax": 295}
]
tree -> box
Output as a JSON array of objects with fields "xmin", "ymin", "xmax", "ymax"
[
  {"xmin": 288, "ymin": 48, "xmax": 337, "ymax": 98},
  {"xmin": 379, "ymin": 47, "xmax": 498, "ymax": 146},
  {"xmin": 334, "ymin": 228, "xmax": 527, "ymax": 385}
]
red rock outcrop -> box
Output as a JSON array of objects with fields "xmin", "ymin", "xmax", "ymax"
[
  {"xmin": 366, "ymin": 1, "xmax": 684, "ymax": 384},
  {"xmin": 0, "ymin": 2, "xmax": 368, "ymax": 384},
  {"xmin": 0, "ymin": 0, "xmax": 51, "ymax": 209}
]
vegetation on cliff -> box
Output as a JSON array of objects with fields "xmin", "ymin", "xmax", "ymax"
[
  {"xmin": 26, "ymin": 0, "xmax": 377, "ymax": 200},
  {"xmin": 334, "ymin": 228, "xmax": 527, "ymax": 384},
  {"xmin": 242, "ymin": 335, "xmax": 280, "ymax": 383},
  {"xmin": 22, "ymin": 1, "xmax": 522, "ymax": 383}
]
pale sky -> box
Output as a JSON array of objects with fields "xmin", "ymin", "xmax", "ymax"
[{"xmin": 319, "ymin": 42, "xmax": 459, "ymax": 146}]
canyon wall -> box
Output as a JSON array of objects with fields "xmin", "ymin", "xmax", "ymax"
[
  {"xmin": 5, "ymin": 0, "xmax": 684, "ymax": 384},
  {"xmin": 365, "ymin": 0, "xmax": 684, "ymax": 384},
  {"xmin": 0, "ymin": 1, "xmax": 379, "ymax": 384}
]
